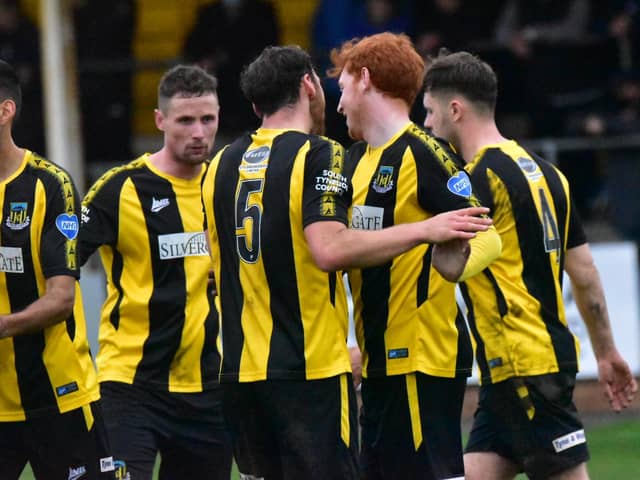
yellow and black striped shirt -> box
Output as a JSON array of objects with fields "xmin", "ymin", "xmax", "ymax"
[
  {"xmin": 0, "ymin": 150, "xmax": 99, "ymax": 421},
  {"xmin": 78, "ymin": 154, "xmax": 219, "ymax": 392},
  {"xmin": 346, "ymin": 123, "xmax": 476, "ymax": 379},
  {"xmin": 460, "ymin": 140, "xmax": 587, "ymax": 384},
  {"xmin": 202, "ymin": 128, "xmax": 352, "ymax": 382}
]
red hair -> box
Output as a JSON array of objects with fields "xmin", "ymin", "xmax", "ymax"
[{"xmin": 329, "ymin": 32, "xmax": 424, "ymax": 108}]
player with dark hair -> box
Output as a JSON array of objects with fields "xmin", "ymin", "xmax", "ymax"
[
  {"xmin": 202, "ymin": 44, "xmax": 493, "ymax": 480},
  {"xmin": 0, "ymin": 59, "xmax": 115, "ymax": 479},
  {"xmin": 78, "ymin": 64, "xmax": 232, "ymax": 479},
  {"xmin": 423, "ymin": 49, "xmax": 638, "ymax": 480}
]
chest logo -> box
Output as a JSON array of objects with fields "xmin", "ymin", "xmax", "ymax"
[
  {"xmin": 446, "ymin": 171, "xmax": 472, "ymax": 198},
  {"xmin": 56, "ymin": 214, "xmax": 79, "ymax": 240},
  {"xmin": 151, "ymin": 197, "xmax": 170, "ymax": 213},
  {"xmin": 372, "ymin": 165, "xmax": 394, "ymax": 193},
  {"xmin": 5, "ymin": 202, "xmax": 30, "ymax": 230}
]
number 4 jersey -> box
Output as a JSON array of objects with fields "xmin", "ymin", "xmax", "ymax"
[
  {"xmin": 202, "ymin": 128, "xmax": 353, "ymax": 382},
  {"xmin": 460, "ymin": 140, "xmax": 587, "ymax": 385}
]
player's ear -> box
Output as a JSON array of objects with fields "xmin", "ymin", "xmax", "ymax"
[
  {"xmin": 0, "ymin": 99, "xmax": 16, "ymax": 126},
  {"xmin": 154, "ymin": 108, "xmax": 164, "ymax": 131},
  {"xmin": 302, "ymin": 73, "xmax": 317, "ymax": 99}
]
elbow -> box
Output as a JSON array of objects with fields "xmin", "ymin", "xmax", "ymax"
[
  {"xmin": 311, "ymin": 249, "xmax": 345, "ymax": 273},
  {"xmin": 57, "ymin": 290, "xmax": 75, "ymax": 321}
]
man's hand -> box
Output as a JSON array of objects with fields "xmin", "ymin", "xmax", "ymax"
[
  {"xmin": 598, "ymin": 351, "xmax": 638, "ymax": 412},
  {"xmin": 420, "ymin": 207, "xmax": 492, "ymax": 244},
  {"xmin": 432, "ymin": 239, "xmax": 471, "ymax": 282}
]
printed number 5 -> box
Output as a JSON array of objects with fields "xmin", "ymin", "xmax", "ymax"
[
  {"xmin": 235, "ymin": 179, "xmax": 264, "ymax": 263},
  {"xmin": 539, "ymin": 188, "xmax": 560, "ymax": 259}
]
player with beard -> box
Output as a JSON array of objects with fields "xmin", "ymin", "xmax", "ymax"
[
  {"xmin": 78, "ymin": 65, "xmax": 232, "ymax": 479},
  {"xmin": 201, "ymin": 44, "xmax": 494, "ymax": 480}
]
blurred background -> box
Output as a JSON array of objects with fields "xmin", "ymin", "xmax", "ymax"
[{"xmin": 9, "ymin": 0, "xmax": 639, "ymax": 415}]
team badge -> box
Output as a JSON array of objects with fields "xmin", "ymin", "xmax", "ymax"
[
  {"xmin": 5, "ymin": 202, "xmax": 30, "ymax": 230},
  {"xmin": 516, "ymin": 157, "xmax": 542, "ymax": 181},
  {"xmin": 446, "ymin": 171, "xmax": 472, "ymax": 198},
  {"xmin": 56, "ymin": 213, "xmax": 79, "ymax": 240},
  {"xmin": 372, "ymin": 165, "xmax": 394, "ymax": 193}
]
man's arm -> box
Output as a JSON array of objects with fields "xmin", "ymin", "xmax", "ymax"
[
  {"xmin": 0, "ymin": 275, "xmax": 75, "ymax": 338},
  {"xmin": 431, "ymin": 226, "xmax": 502, "ymax": 282},
  {"xmin": 304, "ymin": 206, "xmax": 492, "ymax": 272},
  {"xmin": 565, "ymin": 243, "xmax": 638, "ymax": 412}
]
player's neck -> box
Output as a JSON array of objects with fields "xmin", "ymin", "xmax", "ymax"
[
  {"xmin": 459, "ymin": 120, "xmax": 506, "ymax": 164},
  {"xmin": 149, "ymin": 150, "xmax": 202, "ymax": 180},
  {"xmin": 0, "ymin": 136, "xmax": 25, "ymax": 182},
  {"xmin": 363, "ymin": 99, "xmax": 410, "ymax": 147},
  {"xmin": 261, "ymin": 105, "xmax": 311, "ymax": 134}
]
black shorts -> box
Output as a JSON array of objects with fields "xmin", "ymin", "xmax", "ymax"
[
  {"xmin": 0, "ymin": 400, "xmax": 115, "ymax": 479},
  {"xmin": 360, "ymin": 373, "xmax": 467, "ymax": 480},
  {"xmin": 222, "ymin": 373, "xmax": 359, "ymax": 480},
  {"xmin": 465, "ymin": 372, "xmax": 590, "ymax": 479},
  {"xmin": 100, "ymin": 381, "xmax": 232, "ymax": 480}
]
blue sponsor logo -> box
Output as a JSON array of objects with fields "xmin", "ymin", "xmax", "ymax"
[
  {"xmin": 243, "ymin": 146, "xmax": 270, "ymax": 164},
  {"xmin": 56, "ymin": 381, "xmax": 79, "ymax": 396},
  {"xmin": 446, "ymin": 171, "xmax": 472, "ymax": 198},
  {"xmin": 55, "ymin": 213, "xmax": 79, "ymax": 240}
]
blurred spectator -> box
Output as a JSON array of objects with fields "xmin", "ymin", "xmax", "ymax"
[
  {"xmin": 591, "ymin": 0, "xmax": 640, "ymax": 74},
  {"xmin": 312, "ymin": 0, "xmax": 413, "ymax": 145},
  {"xmin": 74, "ymin": 0, "xmax": 135, "ymax": 164},
  {"xmin": 183, "ymin": 0, "xmax": 279, "ymax": 139},
  {"xmin": 493, "ymin": 0, "xmax": 598, "ymax": 137},
  {"xmin": 413, "ymin": 0, "xmax": 503, "ymax": 58},
  {"xmin": 566, "ymin": 72, "xmax": 640, "ymax": 242},
  {"xmin": 0, "ymin": 0, "xmax": 44, "ymax": 154}
]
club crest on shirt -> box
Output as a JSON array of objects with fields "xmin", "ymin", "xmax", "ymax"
[
  {"xmin": 372, "ymin": 165, "xmax": 394, "ymax": 193},
  {"xmin": 56, "ymin": 213, "xmax": 79, "ymax": 240},
  {"xmin": 516, "ymin": 157, "xmax": 543, "ymax": 181},
  {"xmin": 5, "ymin": 202, "xmax": 30, "ymax": 230},
  {"xmin": 447, "ymin": 171, "xmax": 472, "ymax": 198}
]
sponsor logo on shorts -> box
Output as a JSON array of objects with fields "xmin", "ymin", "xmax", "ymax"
[
  {"xmin": 388, "ymin": 348, "xmax": 409, "ymax": 359},
  {"xmin": 552, "ymin": 429, "xmax": 586, "ymax": 453},
  {"xmin": 351, "ymin": 205, "xmax": 384, "ymax": 231},
  {"xmin": 239, "ymin": 474, "xmax": 265, "ymax": 480},
  {"xmin": 68, "ymin": 465, "xmax": 87, "ymax": 480},
  {"xmin": 0, "ymin": 246, "xmax": 24, "ymax": 273},
  {"xmin": 114, "ymin": 460, "xmax": 130, "ymax": 480},
  {"xmin": 100, "ymin": 457, "xmax": 115, "ymax": 472}
]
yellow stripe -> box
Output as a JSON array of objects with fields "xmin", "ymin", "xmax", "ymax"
[
  {"xmin": 406, "ymin": 373, "xmax": 423, "ymax": 451},
  {"xmin": 340, "ymin": 373, "xmax": 350, "ymax": 446},
  {"xmin": 82, "ymin": 403, "xmax": 95, "ymax": 431}
]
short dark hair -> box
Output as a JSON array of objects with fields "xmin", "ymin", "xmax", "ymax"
[
  {"xmin": 158, "ymin": 64, "xmax": 218, "ymax": 113},
  {"xmin": 423, "ymin": 49, "xmax": 498, "ymax": 114},
  {"xmin": 240, "ymin": 45, "xmax": 315, "ymax": 116},
  {"xmin": 0, "ymin": 60, "xmax": 22, "ymax": 119}
]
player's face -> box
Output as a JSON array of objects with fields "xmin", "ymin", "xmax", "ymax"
[
  {"xmin": 309, "ymin": 72, "xmax": 326, "ymax": 136},
  {"xmin": 337, "ymin": 69, "xmax": 364, "ymax": 141},
  {"xmin": 159, "ymin": 94, "xmax": 220, "ymax": 165},
  {"xmin": 423, "ymin": 91, "xmax": 454, "ymax": 141}
]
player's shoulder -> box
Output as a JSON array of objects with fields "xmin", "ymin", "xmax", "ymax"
[
  {"xmin": 83, "ymin": 155, "xmax": 148, "ymax": 203},
  {"xmin": 25, "ymin": 151, "xmax": 77, "ymax": 190}
]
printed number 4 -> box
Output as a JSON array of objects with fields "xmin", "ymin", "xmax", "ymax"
[
  {"xmin": 538, "ymin": 188, "xmax": 561, "ymax": 258},
  {"xmin": 235, "ymin": 179, "xmax": 264, "ymax": 263}
]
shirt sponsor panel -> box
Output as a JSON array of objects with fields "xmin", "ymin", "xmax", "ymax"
[
  {"xmin": 0, "ymin": 246, "xmax": 24, "ymax": 273},
  {"xmin": 350, "ymin": 205, "xmax": 384, "ymax": 231},
  {"xmin": 157, "ymin": 232, "xmax": 210, "ymax": 260}
]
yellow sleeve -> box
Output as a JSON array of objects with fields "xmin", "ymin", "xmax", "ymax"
[{"xmin": 458, "ymin": 226, "xmax": 502, "ymax": 282}]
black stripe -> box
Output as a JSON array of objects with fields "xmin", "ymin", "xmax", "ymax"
[
  {"xmin": 484, "ymin": 269, "xmax": 508, "ymax": 317},
  {"xmin": 460, "ymin": 282, "xmax": 490, "ymax": 381},
  {"xmin": 264, "ymin": 133, "xmax": 307, "ymax": 379},
  {"xmin": 360, "ymin": 142, "xmax": 404, "ymax": 375},
  {"xmin": 132, "ymin": 172, "xmax": 186, "ymax": 387},
  {"xmin": 4, "ymin": 177, "xmax": 56, "ymax": 416},
  {"xmin": 108, "ymin": 248, "xmax": 124, "ymax": 330},
  {"xmin": 216, "ymin": 137, "xmax": 252, "ymax": 381},
  {"xmin": 65, "ymin": 313, "xmax": 76, "ymax": 341},
  {"xmin": 416, "ymin": 245, "xmax": 433, "ymax": 308},
  {"xmin": 199, "ymin": 295, "xmax": 221, "ymax": 388},
  {"xmin": 482, "ymin": 153, "xmax": 577, "ymax": 370},
  {"xmin": 454, "ymin": 307, "xmax": 473, "ymax": 374}
]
